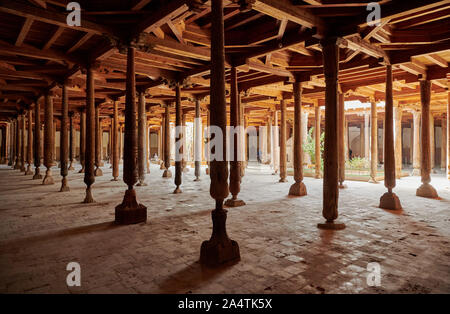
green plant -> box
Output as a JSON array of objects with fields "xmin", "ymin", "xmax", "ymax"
[
  {"xmin": 346, "ymin": 157, "xmax": 370, "ymax": 169},
  {"xmin": 303, "ymin": 127, "xmax": 324, "ymax": 167}
]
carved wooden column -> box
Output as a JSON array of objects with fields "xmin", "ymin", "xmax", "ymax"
[
  {"xmin": 318, "ymin": 37, "xmax": 345, "ymax": 230},
  {"xmin": 182, "ymin": 113, "xmax": 188, "ymax": 173},
  {"xmin": 8, "ymin": 120, "xmax": 14, "ymax": 167},
  {"xmin": 25, "ymin": 108, "xmax": 33, "ymax": 175},
  {"xmin": 83, "ymin": 65, "xmax": 96, "ymax": 203},
  {"xmin": 200, "ymin": 0, "xmax": 239, "ymax": 267},
  {"xmin": 272, "ymin": 110, "xmax": 279, "ymax": 175},
  {"xmin": 173, "ymin": 83, "xmax": 183, "ymax": 193},
  {"xmin": 289, "ymin": 81, "xmax": 307, "ymax": 196},
  {"xmin": 301, "ymin": 111, "xmax": 310, "ymax": 165},
  {"xmin": 369, "ymin": 98, "xmax": 378, "ymax": 183},
  {"xmin": 43, "ymin": 93, "xmax": 54, "ymax": 185},
  {"xmin": 13, "ymin": 118, "xmax": 19, "ymax": 169},
  {"xmin": 33, "ymin": 100, "xmax": 42, "ymax": 179},
  {"xmin": 53, "ymin": 119, "xmax": 56, "ymax": 166},
  {"xmin": 416, "ymin": 80, "xmax": 438, "ymax": 198},
  {"xmin": 430, "ymin": 112, "xmax": 435, "ymax": 173},
  {"xmin": 379, "ymin": 65, "xmax": 402, "ymax": 210},
  {"xmin": 448, "ymin": 87, "xmax": 450, "ymax": 180},
  {"xmin": 119, "ymin": 122, "xmax": 123, "ymax": 163},
  {"xmin": 442, "ymin": 116, "xmax": 447, "ymax": 171},
  {"xmin": 137, "ymin": 90, "xmax": 147, "ymax": 186},
  {"xmin": 146, "ymin": 123, "xmax": 150, "ymax": 174},
  {"xmin": 162, "ymin": 104, "xmax": 172, "ymax": 178},
  {"xmin": 94, "ymin": 104, "xmax": 103, "ymax": 176},
  {"xmin": 60, "ymin": 83, "xmax": 70, "ymax": 192},
  {"xmin": 160, "ymin": 115, "xmax": 165, "ymax": 169},
  {"xmin": 194, "ymin": 98, "xmax": 201, "ymax": 181},
  {"xmin": 412, "ymin": 110, "xmax": 421, "ymax": 176},
  {"xmin": 206, "ymin": 108, "xmax": 210, "ymax": 175},
  {"xmin": 225, "ymin": 66, "xmax": 245, "ymax": 206},
  {"xmin": 115, "ymin": 46, "xmax": 147, "ymax": 224},
  {"xmin": 78, "ymin": 109, "xmax": 86, "ymax": 173},
  {"xmin": 279, "ymin": 99, "xmax": 287, "ymax": 182},
  {"xmin": 20, "ymin": 113, "xmax": 26, "ymax": 172},
  {"xmin": 338, "ymin": 93, "xmax": 346, "ymax": 188},
  {"xmin": 344, "ymin": 117, "xmax": 349, "ymax": 161},
  {"xmin": 394, "ymin": 105, "xmax": 402, "ymax": 179},
  {"xmin": 314, "ymin": 102, "xmax": 321, "ymax": 179},
  {"xmin": 112, "ymin": 99, "xmax": 119, "ymax": 181},
  {"xmin": 364, "ymin": 112, "xmax": 370, "ymax": 158},
  {"xmin": 267, "ymin": 114, "xmax": 272, "ymax": 165},
  {"xmin": 68, "ymin": 111, "xmax": 75, "ymax": 170}
]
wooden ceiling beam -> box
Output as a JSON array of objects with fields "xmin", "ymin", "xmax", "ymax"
[{"xmin": 15, "ymin": 17, "xmax": 34, "ymax": 47}]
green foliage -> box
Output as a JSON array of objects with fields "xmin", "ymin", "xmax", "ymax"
[
  {"xmin": 346, "ymin": 157, "xmax": 370, "ymax": 169},
  {"xmin": 304, "ymin": 127, "xmax": 324, "ymax": 165}
]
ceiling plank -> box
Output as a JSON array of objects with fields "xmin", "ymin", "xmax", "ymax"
[{"xmin": 15, "ymin": 17, "xmax": 34, "ymax": 47}]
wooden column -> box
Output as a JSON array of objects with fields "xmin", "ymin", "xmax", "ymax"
[
  {"xmin": 338, "ymin": 93, "xmax": 346, "ymax": 188},
  {"xmin": 442, "ymin": 116, "xmax": 447, "ymax": 171},
  {"xmin": 379, "ymin": 65, "xmax": 402, "ymax": 210},
  {"xmin": 78, "ymin": 109, "xmax": 86, "ymax": 173},
  {"xmin": 119, "ymin": 123, "xmax": 123, "ymax": 163},
  {"xmin": 194, "ymin": 98, "xmax": 201, "ymax": 181},
  {"xmin": 200, "ymin": 0, "xmax": 239, "ymax": 267},
  {"xmin": 68, "ymin": 111, "xmax": 75, "ymax": 170},
  {"xmin": 412, "ymin": 110, "xmax": 421, "ymax": 176},
  {"xmin": 137, "ymin": 90, "xmax": 147, "ymax": 186},
  {"xmin": 279, "ymin": 99, "xmax": 287, "ymax": 182},
  {"xmin": 430, "ymin": 112, "xmax": 435, "ymax": 173},
  {"xmin": 112, "ymin": 99, "xmax": 119, "ymax": 181},
  {"xmin": 206, "ymin": 109, "xmax": 211, "ymax": 175},
  {"xmin": 13, "ymin": 118, "xmax": 19, "ymax": 169},
  {"xmin": 20, "ymin": 113, "xmax": 26, "ymax": 172},
  {"xmin": 301, "ymin": 112, "xmax": 309, "ymax": 164},
  {"xmin": 162, "ymin": 104, "xmax": 172, "ymax": 177},
  {"xmin": 33, "ymin": 100, "xmax": 42, "ymax": 179},
  {"xmin": 344, "ymin": 117, "xmax": 349, "ymax": 162},
  {"xmin": 25, "ymin": 108, "xmax": 33, "ymax": 175},
  {"xmin": 416, "ymin": 80, "xmax": 438, "ymax": 198},
  {"xmin": 289, "ymin": 81, "xmax": 307, "ymax": 196},
  {"xmin": 173, "ymin": 83, "xmax": 182, "ymax": 193},
  {"xmin": 146, "ymin": 124, "xmax": 150, "ymax": 174},
  {"xmin": 273, "ymin": 110, "xmax": 279, "ymax": 174},
  {"xmin": 83, "ymin": 65, "xmax": 95, "ymax": 203},
  {"xmin": 314, "ymin": 103, "xmax": 321, "ymax": 178},
  {"xmin": 318, "ymin": 37, "xmax": 345, "ymax": 230},
  {"xmin": 364, "ymin": 112, "xmax": 370, "ymax": 158},
  {"xmin": 43, "ymin": 93, "xmax": 54, "ymax": 185},
  {"xmin": 182, "ymin": 113, "xmax": 188, "ymax": 173},
  {"xmin": 8, "ymin": 120, "xmax": 14, "ymax": 167},
  {"xmin": 369, "ymin": 98, "xmax": 378, "ymax": 183},
  {"xmin": 160, "ymin": 116, "xmax": 165, "ymax": 169},
  {"xmin": 267, "ymin": 114, "xmax": 272, "ymax": 164},
  {"xmin": 60, "ymin": 83, "xmax": 69, "ymax": 192},
  {"xmin": 447, "ymin": 87, "xmax": 450, "ymax": 180},
  {"xmin": 115, "ymin": 46, "xmax": 147, "ymax": 224},
  {"xmin": 394, "ymin": 106, "xmax": 402, "ymax": 179},
  {"xmin": 225, "ymin": 66, "xmax": 245, "ymax": 206},
  {"xmin": 94, "ymin": 104, "xmax": 103, "ymax": 176},
  {"xmin": 360, "ymin": 122, "xmax": 364, "ymax": 158},
  {"xmin": 53, "ymin": 119, "xmax": 56, "ymax": 165}
]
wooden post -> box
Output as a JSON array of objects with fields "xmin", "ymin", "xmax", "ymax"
[
  {"xmin": 272, "ymin": 110, "xmax": 279, "ymax": 174},
  {"xmin": 78, "ymin": 109, "xmax": 86, "ymax": 173},
  {"xmin": 394, "ymin": 106, "xmax": 402, "ymax": 179},
  {"xmin": 137, "ymin": 90, "xmax": 147, "ymax": 186},
  {"xmin": 338, "ymin": 93, "xmax": 346, "ymax": 188},
  {"xmin": 8, "ymin": 120, "xmax": 14, "ymax": 167},
  {"xmin": 289, "ymin": 81, "xmax": 307, "ymax": 196},
  {"xmin": 267, "ymin": 114, "xmax": 272, "ymax": 164},
  {"xmin": 115, "ymin": 46, "xmax": 147, "ymax": 225},
  {"xmin": 162, "ymin": 104, "xmax": 172, "ymax": 178},
  {"xmin": 364, "ymin": 112, "xmax": 370, "ymax": 158},
  {"xmin": 33, "ymin": 100, "xmax": 42, "ymax": 179},
  {"xmin": 369, "ymin": 98, "xmax": 378, "ymax": 183},
  {"xmin": 200, "ymin": 0, "xmax": 239, "ymax": 267},
  {"xmin": 430, "ymin": 112, "xmax": 436, "ymax": 173},
  {"xmin": 83, "ymin": 65, "xmax": 95, "ymax": 203},
  {"xmin": 442, "ymin": 116, "xmax": 447, "ymax": 171},
  {"xmin": 60, "ymin": 83, "xmax": 70, "ymax": 192},
  {"xmin": 25, "ymin": 108, "xmax": 33, "ymax": 175},
  {"xmin": 314, "ymin": 102, "xmax": 321, "ymax": 178},
  {"xmin": 194, "ymin": 98, "xmax": 201, "ymax": 181},
  {"xmin": 146, "ymin": 124, "xmax": 150, "ymax": 174},
  {"xmin": 206, "ymin": 108, "xmax": 211, "ymax": 175},
  {"xmin": 160, "ymin": 115, "xmax": 165, "ymax": 169},
  {"xmin": 68, "ymin": 111, "xmax": 75, "ymax": 170},
  {"xmin": 182, "ymin": 113, "xmax": 188, "ymax": 173},
  {"xmin": 94, "ymin": 104, "xmax": 103, "ymax": 176},
  {"xmin": 13, "ymin": 118, "xmax": 19, "ymax": 169},
  {"xmin": 173, "ymin": 83, "xmax": 182, "ymax": 193},
  {"xmin": 279, "ymin": 99, "xmax": 287, "ymax": 182},
  {"xmin": 447, "ymin": 86, "xmax": 450, "ymax": 180},
  {"xmin": 416, "ymin": 80, "xmax": 438, "ymax": 198},
  {"xmin": 42, "ymin": 93, "xmax": 54, "ymax": 185},
  {"xmin": 20, "ymin": 113, "xmax": 26, "ymax": 172},
  {"xmin": 412, "ymin": 110, "xmax": 421, "ymax": 176},
  {"xmin": 112, "ymin": 99, "xmax": 119, "ymax": 181},
  {"xmin": 53, "ymin": 119, "xmax": 56, "ymax": 166},
  {"xmin": 318, "ymin": 37, "xmax": 345, "ymax": 230},
  {"xmin": 225, "ymin": 66, "xmax": 245, "ymax": 206},
  {"xmin": 379, "ymin": 65, "xmax": 402, "ymax": 210}
]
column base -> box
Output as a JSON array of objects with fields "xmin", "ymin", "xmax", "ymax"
[
  {"xmin": 368, "ymin": 177, "xmax": 378, "ymax": 184},
  {"xmin": 288, "ymin": 182, "xmax": 307, "ymax": 196},
  {"xmin": 173, "ymin": 186, "xmax": 182, "ymax": 194},
  {"xmin": 314, "ymin": 173, "xmax": 321, "ymax": 179},
  {"xmin": 160, "ymin": 164, "xmax": 165, "ymax": 170},
  {"xmin": 338, "ymin": 183, "xmax": 347, "ymax": 189},
  {"xmin": 33, "ymin": 173, "xmax": 42, "ymax": 180},
  {"xmin": 78, "ymin": 167, "xmax": 85, "ymax": 173},
  {"xmin": 136, "ymin": 181, "xmax": 147, "ymax": 186},
  {"xmin": 20, "ymin": 165, "xmax": 26, "ymax": 172},
  {"xmin": 224, "ymin": 197, "xmax": 246, "ymax": 207},
  {"xmin": 279, "ymin": 178, "xmax": 287, "ymax": 183},
  {"xmin": 60, "ymin": 179, "xmax": 70, "ymax": 192},
  {"xmin": 111, "ymin": 178, "xmax": 119, "ymax": 181},
  {"xmin": 68, "ymin": 163, "xmax": 75, "ymax": 170},
  {"xmin": 115, "ymin": 189, "xmax": 147, "ymax": 225},
  {"xmin": 317, "ymin": 221, "xmax": 346, "ymax": 230},
  {"xmin": 416, "ymin": 183, "xmax": 438, "ymax": 199},
  {"xmin": 42, "ymin": 170, "xmax": 54, "ymax": 185},
  {"xmin": 193, "ymin": 177, "xmax": 201, "ymax": 182},
  {"xmin": 94, "ymin": 167, "xmax": 103, "ymax": 176},
  {"xmin": 379, "ymin": 192, "xmax": 402, "ymax": 210},
  {"xmin": 25, "ymin": 166, "xmax": 33, "ymax": 175},
  {"xmin": 411, "ymin": 168, "xmax": 420, "ymax": 176},
  {"xmin": 83, "ymin": 187, "xmax": 95, "ymax": 203},
  {"xmin": 162, "ymin": 169, "xmax": 172, "ymax": 178}
]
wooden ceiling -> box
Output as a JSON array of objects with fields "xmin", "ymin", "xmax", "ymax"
[{"xmin": 0, "ymin": 0, "xmax": 449, "ymax": 127}]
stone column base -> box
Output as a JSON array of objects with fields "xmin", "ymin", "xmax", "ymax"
[
  {"xmin": 338, "ymin": 183, "xmax": 347, "ymax": 189},
  {"xmin": 173, "ymin": 186, "xmax": 182, "ymax": 194},
  {"xmin": 416, "ymin": 183, "xmax": 438, "ymax": 198},
  {"xmin": 115, "ymin": 189, "xmax": 147, "ymax": 225},
  {"xmin": 162, "ymin": 169, "xmax": 172, "ymax": 178},
  {"xmin": 379, "ymin": 192, "xmax": 402, "ymax": 210},
  {"xmin": 317, "ymin": 221, "xmax": 346, "ymax": 230},
  {"xmin": 94, "ymin": 167, "xmax": 103, "ymax": 176},
  {"xmin": 288, "ymin": 182, "xmax": 307, "ymax": 196},
  {"xmin": 224, "ymin": 198, "xmax": 246, "ymax": 207}
]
